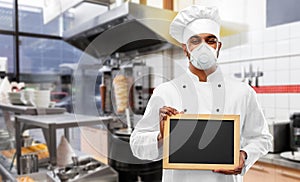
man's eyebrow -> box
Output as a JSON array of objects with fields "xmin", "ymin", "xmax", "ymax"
[
  {"xmin": 206, "ymin": 35, "xmax": 217, "ymax": 39},
  {"xmin": 190, "ymin": 35, "xmax": 200, "ymax": 39}
]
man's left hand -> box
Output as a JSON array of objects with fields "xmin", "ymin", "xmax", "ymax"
[{"xmin": 213, "ymin": 151, "xmax": 247, "ymax": 175}]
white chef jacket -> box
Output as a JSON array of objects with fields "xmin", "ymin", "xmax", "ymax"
[{"xmin": 130, "ymin": 67, "xmax": 272, "ymax": 182}]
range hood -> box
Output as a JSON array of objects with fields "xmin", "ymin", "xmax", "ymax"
[{"xmin": 63, "ymin": 1, "xmax": 178, "ymax": 58}]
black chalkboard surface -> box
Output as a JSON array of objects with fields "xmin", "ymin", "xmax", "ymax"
[{"xmin": 163, "ymin": 114, "xmax": 240, "ymax": 170}]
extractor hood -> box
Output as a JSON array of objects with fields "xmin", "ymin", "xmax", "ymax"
[{"xmin": 63, "ymin": 1, "xmax": 178, "ymax": 58}]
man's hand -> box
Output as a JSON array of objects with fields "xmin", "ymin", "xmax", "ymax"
[
  {"xmin": 157, "ymin": 106, "xmax": 181, "ymax": 141},
  {"xmin": 213, "ymin": 151, "xmax": 247, "ymax": 175}
]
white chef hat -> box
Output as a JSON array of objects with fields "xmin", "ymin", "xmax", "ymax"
[{"xmin": 170, "ymin": 5, "xmax": 221, "ymax": 44}]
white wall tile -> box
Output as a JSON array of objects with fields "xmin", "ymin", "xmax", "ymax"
[
  {"xmin": 263, "ymin": 42, "xmax": 276, "ymax": 57},
  {"xmin": 227, "ymin": 63, "xmax": 242, "ymax": 76},
  {"xmin": 240, "ymin": 32, "xmax": 251, "ymax": 45},
  {"xmin": 290, "ymin": 22, "xmax": 300, "ymax": 38},
  {"xmin": 250, "ymin": 30, "xmax": 264, "ymax": 44},
  {"xmin": 276, "ymin": 24, "xmax": 290, "ymax": 41},
  {"xmin": 290, "ymin": 38, "xmax": 300, "ymax": 54},
  {"xmin": 221, "ymin": 37, "xmax": 231, "ymax": 49},
  {"xmin": 218, "ymin": 49, "xmax": 230, "ymax": 62},
  {"xmin": 228, "ymin": 46, "xmax": 241, "ymax": 61},
  {"xmin": 276, "ymin": 40, "xmax": 290, "ymax": 56},
  {"xmin": 290, "ymin": 70, "xmax": 300, "ymax": 84},
  {"xmin": 276, "ymin": 70, "xmax": 290, "ymax": 85},
  {"xmin": 276, "ymin": 57, "xmax": 290, "ymax": 71},
  {"xmin": 252, "ymin": 43, "xmax": 264, "ymax": 58},
  {"xmin": 229, "ymin": 34, "xmax": 241, "ymax": 47},
  {"xmin": 263, "ymin": 108, "xmax": 276, "ymax": 119},
  {"xmin": 251, "ymin": 60, "xmax": 264, "ymax": 70},
  {"xmin": 263, "ymin": 28, "xmax": 276, "ymax": 43},
  {"xmin": 262, "ymin": 94, "xmax": 275, "ymax": 108},
  {"xmin": 262, "ymin": 70, "xmax": 276, "ymax": 85},
  {"xmin": 263, "ymin": 59, "xmax": 276, "ymax": 71},
  {"xmin": 290, "ymin": 56, "xmax": 300, "ymax": 70},
  {"xmin": 289, "ymin": 94, "xmax": 300, "ymax": 110},
  {"xmin": 275, "ymin": 94, "xmax": 289, "ymax": 109},
  {"xmin": 275, "ymin": 108, "xmax": 290, "ymax": 120},
  {"xmin": 240, "ymin": 45, "xmax": 252, "ymax": 59}
]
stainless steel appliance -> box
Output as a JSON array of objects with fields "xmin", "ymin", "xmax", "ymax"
[
  {"xmin": 279, "ymin": 113, "xmax": 300, "ymax": 162},
  {"xmin": 123, "ymin": 62, "xmax": 151, "ymax": 114},
  {"xmin": 268, "ymin": 122, "xmax": 290, "ymax": 153},
  {"xmin": 109, "ymin": 128, "xmax": 162, "ymax": 182},
  {"xmin": 19, "ymin": 154, "xmax": 38, "ymax": 175},
  {"xmin": 99, "ymin": 65, "xmax": 113, "ymax": 114},
  {"xmin": 47, "ymin": 157, "xmax": 118, "ymax": 182},
  {"xmin": 99, "ymin": 61, "xmax": 150, "ymax": 115},
  {"xmin": 290, "ymin": 113, "xmax": 300, "ymax": 151},
  {"xmin": 63, "ymin": 1, "xmax": 178, "ymax": 58}
]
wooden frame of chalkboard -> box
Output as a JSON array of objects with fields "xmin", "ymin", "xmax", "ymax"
[{"xmin": 163, "ymin": 114, "xmax": 240, "ymax": 170}]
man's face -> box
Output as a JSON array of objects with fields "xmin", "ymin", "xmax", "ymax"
[{"xmin": 182, "ymin": 33, "xmax": 222, "ymax": 58}]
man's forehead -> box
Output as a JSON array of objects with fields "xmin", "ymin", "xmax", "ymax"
[
  {"xmin": 189, "ymin": 34, "xmax": 217, "ymax": 40},
  {"xmin": 192, "ymin": 33, "xmax": 217, "ymax": 38}
]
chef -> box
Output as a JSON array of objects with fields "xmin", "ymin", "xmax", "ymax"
[{"xmin": 130, "ymin": 5, "xmax": 272, "ymax": 182}]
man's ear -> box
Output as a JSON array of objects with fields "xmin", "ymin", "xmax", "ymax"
[
  {"xmin": 182, "ymin": 44, "xmax": 189, "ymax": 57},
  {"xmin": 217, "ymin": 42, "xmax": 222, "ymax": 58}
]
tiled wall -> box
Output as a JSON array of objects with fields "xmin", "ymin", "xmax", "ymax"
[{"xmin": 218, "ymin": 21, "xmax": 300, "ymax": 121}]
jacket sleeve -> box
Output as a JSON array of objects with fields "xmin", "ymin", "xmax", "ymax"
[
  {"xmin": 130, "ymin": 88, "xmax": 166, "ymax": 161},
  {"xmin": 240, "ymin": 89, "xmax": 273, "ymax": 175}
]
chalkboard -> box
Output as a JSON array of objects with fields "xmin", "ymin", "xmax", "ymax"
[{"xmin": 163, "ymin": 114, "xmax": 240, "ymax": 170}]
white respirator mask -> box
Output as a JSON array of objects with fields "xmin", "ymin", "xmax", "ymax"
[{"xmin": 188, "ymin": 43, "xmax": 218, "ymax": 70}]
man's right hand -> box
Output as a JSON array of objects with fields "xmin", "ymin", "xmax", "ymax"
[{"xmin": 158, "ymin": 106, "xmax": 182, "ymax": 141}]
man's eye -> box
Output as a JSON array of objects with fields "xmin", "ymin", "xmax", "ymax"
[
  {"xmin": 191, "ymin": 39, "xmax": 201, "ymax": 44},
  {"xmin": 206, "ymin": 39, "xmax": 217, "ymax": 44}
]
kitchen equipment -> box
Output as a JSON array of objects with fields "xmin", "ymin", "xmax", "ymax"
[
  {"xmin": 21, "ymin": 89, "xmax": 35, "ymax": 106},
  {"xmin": 8, "ymin": 92, "xmax": 24, "ymax": 105},
  {"xmin": 21, "ymin": 136, "xmax": 33, "ymax": 147},
  {"xmin": 0, "ymin": 129, "xmax": 13, "ymax": 150},
  {"xmin": 132, "ymin": 63, "xmax": 151, "ymax": 114},
  {"xmin": 31, "ymin": 90, "xmax": 51, "ymax": 108},
  {"xmin": 99, "ymin": 65, "xmax": 113, "ymax": 114},
  {"xmin": 19, "ymin": 154, "xmax": 38, "ymax": 174},
  {"xmin": 109, "ymin": 128, "xmax": 162, "ymax": 182},
  {"xmin": 63, "ymin": 1, "xmax": 177, "ymax": 58},
  {"xmin": 279, "ymin": 113, "xmax": 300, "ymax": 162},
  {"xmin": 268, "ymin": 122, "xmax": 291, "ymax": 153},
  {"xmin": 99, "ymin": 62, "xmax": 150, "ymax": 116},
  {"xmin": 280, "ymin": 151, "xmax": 300, "ymax": 162},
  {"xmin": 290, "ymin": 113, "xmax": 300, "ymax": 151},
  {"xmin": 113, "ymin": 75, "xmax": 129, "ymax": 113},
  {"xmin": 119, "ymin": 62, "xmax": 150, "ymax": 115},
  {"xmin": 48, "ymin": 157, "xmax": 118, "ymax": 182}
]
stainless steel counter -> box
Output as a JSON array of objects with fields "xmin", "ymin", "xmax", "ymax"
[
  {"xmin": 0, "ymin": 103, "xmax": 66, "ymax": 115},
  {"xmin": 259, "ymin": 153, "xmax": 300, "ymax": 170},
  {"xmin": 15, "ymin": 113, "xmax": 113, "ymax": 174}
]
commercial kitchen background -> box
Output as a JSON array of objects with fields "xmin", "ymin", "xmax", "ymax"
[
  {"xmin": 0, "ymin": 0, "xmax": 300, "ymax": 181},
  {"xmin": 0, "ymin": 0, "xmax": 299, "ymax": 121}
]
